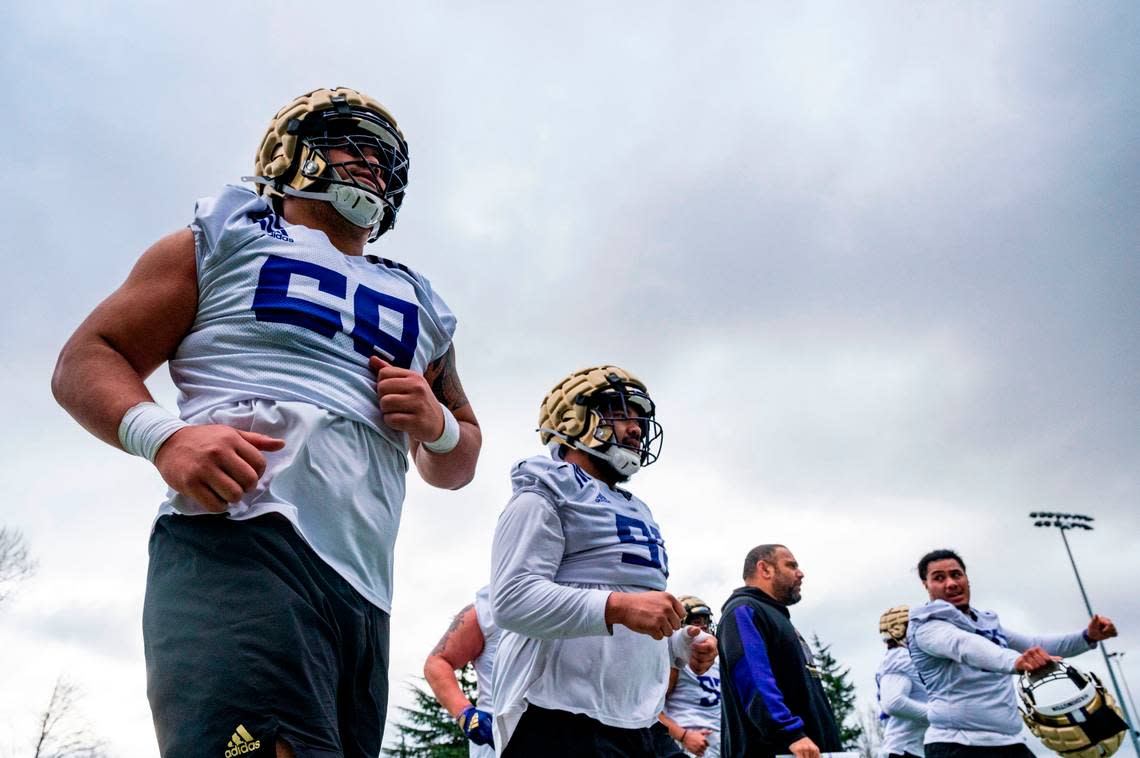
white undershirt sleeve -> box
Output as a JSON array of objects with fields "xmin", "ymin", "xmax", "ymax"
[
  {"xmin": 491, "ymin": 489, "xmax": 611, "ymax": 639},
  {"xmin": 913, "ymin": 619, "xmax": 1020, "ymax": 674},
  {"xmin": 879, "ymin": 672, "xmax": 929, "ymax": 722}
]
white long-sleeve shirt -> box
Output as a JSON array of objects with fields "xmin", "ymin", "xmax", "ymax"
[
  {"xmin": 876, "ymin": 646, "xmax": 928, "ymax": 757},
  {"xmin": 489, "ymin": 452, "xmax": 682, "ymax": 754},
  {"xmin": 908, "ymin": 600, "xmax": 1093, "ymax": 746}
]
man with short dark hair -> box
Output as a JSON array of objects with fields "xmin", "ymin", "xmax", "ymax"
[
  {"xmin": 718, "ymin": 544, "xmax": 841, "ymax": 758},
  {"xmin": 908, "ymin": 549, "xmax": 1118, "ymax": 758}
]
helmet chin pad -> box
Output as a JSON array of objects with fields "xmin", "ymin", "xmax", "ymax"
[
  {"xmin": 325, "ymin": 184, "xmax": 384, "ymax": 229},
  {"xmin": 585, "ymin": 443, "xmax": 642, "ymax": 478}
]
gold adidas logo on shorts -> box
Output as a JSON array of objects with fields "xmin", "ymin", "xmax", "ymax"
[{"xmin": 224, "ymin": 724, "xmax": 261, "ymax": 757}]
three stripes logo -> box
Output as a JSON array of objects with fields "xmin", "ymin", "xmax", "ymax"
[{"xmin": 224, "ymin": 724, "xmax": 262, "ymax": 757}]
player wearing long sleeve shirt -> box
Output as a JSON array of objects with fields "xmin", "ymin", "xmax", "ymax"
[
  {"xmin": 907, "ymin": 550, "xmax": 1118, "ymax": 758},
  {"xmin": 875, "ymin": 605, "xmax": 928, "ymax": 758},
  {"xmin": 489, "ymin": 366, "xmax": 716, "ymax": 757},
  {"xmin": 718, "ymin": 545, "xmax": 841, "ymax": 758}
]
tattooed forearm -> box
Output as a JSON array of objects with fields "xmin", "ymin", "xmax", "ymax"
[
  {"xmin": 430, "ymin": 603, "xmax": 474, "ymax": 657},
  {"xmin": 426, "ymin": 344, "xmax": 470, "ymax": 412}
]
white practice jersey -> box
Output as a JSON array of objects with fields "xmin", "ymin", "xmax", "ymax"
[
  {"xmin": 490, "ymin": 451, "xmax": 677, "ymax": 754},
  {"xmin": 875, "ymin": 646, "xmax": 928, "ymax": 758},
  {"xmin": 664, "ymin": 659, "xmax": 722, "ymax": 758},
  {"xmin": 471, "ymin": 585, "xmax": 501, "ymax": 758},
  {"xmin": 158, "ymin": 185, "xmax": 456, "ymax": 612}
]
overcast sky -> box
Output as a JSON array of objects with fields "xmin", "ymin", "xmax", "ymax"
[{"xmin": 1, "ymin": 3, "xmax": 1137, "ymax": 756}]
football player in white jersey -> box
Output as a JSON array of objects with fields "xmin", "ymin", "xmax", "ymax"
[
  {"xmin": 874, "ymin": 606, "xmax": 928, "ymax": 758},
  {"xmin": 424, "ymin": 585, "xmax": 501, "ymax": 758},
  {"xmin": 660, "ymin": 596, "xmax": 723, "ymax": 757},
  {"xmin": 53, "ymin": 87, "xmax": 481, "ymax": 758},
  {"xmin": 490, "ymin": 365, "xmax": 717, "ymax": 757}
]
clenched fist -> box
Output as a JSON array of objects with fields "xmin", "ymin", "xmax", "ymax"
[
  {"xmin": 605, "ymin": 591, "xmax": 684, "ymax": 640},
  {"xmin": 1013, "ymin": 646, "xmax": 1059, "ymax": 673},
  {"xmin": 370, "ymin": 357, "xmax": 445, "ymax": 443},
  {"xmin": 154, "ymin": 424, "xmax": 285, "ymax": 512},
  {"xmin": 687, "ymin": 629, "xmax": 718, "ymax": 675},
  {"xmin": 1086, "ymin": 614, "xmax": 1117, "ymax": 642}
]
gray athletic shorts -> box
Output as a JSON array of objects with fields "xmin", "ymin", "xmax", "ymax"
[{"xmin": 143, "ymin": 513, "xmax": 389, "ymax": 757}]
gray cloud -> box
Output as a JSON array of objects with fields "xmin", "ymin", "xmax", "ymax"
[{"xmin": 1, "ymin": 2, "xmax": 1137, "ymax": 756}]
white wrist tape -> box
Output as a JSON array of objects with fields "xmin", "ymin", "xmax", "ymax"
[
  {"xmin": 118, "ymin": 402, "xmax": 188, "ymax": 462},
  {"xmin": 422, "ymin": 404, "xmax": 460, "ymax": 454},
  {"xmin": 669, "ymin": 627, "xmax": 711, "ymax": 669}
]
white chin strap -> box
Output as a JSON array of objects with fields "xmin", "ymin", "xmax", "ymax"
[
  {"xmin": 284, "ymin": 184, "xmax": 384, "ymax": 231},
  {"xmin": 242, "ymin": 176, "xmax": 384, "ymax": 234},
  {"xmin": 575, "ymin": 441, "xmax": 642, "ymax": 477}
]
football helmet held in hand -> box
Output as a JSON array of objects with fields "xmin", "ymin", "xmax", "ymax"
[{"xmin": 1017, "ymin": 661, "xmax": 1128, "ymax": 758}]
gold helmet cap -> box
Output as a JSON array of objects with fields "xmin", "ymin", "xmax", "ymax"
[
  {"xmin": 879, "ymin": 605, "xmax": 910, "ymax": 644},
  {"xmin": 249, "ymin": 87, "xmax": 408, "ymax": 240},
  {"xmin": 537, "ymin": 364, "xmax": 663, "ymax": 478}
]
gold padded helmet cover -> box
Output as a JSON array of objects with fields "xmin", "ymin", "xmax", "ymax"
[
  {"xmin": 538, "ymin": 365, "xmax": 649, "ymax": 449},
  {"xmin": 253, "ymin": 87, "xmax": 404, "ymax": 201},
  {"xmin": 1019, "ymin": 668, "xmax": 1127, "ymax": 758},
  {"xmin": 678, "ymin": 595, "xmax": 713, "ymax": 623},
  {"xmin": 879, "ymin": 605, "xmax": 910, "ymax": 644}
]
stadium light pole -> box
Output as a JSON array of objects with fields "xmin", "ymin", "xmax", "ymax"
[
  {"xmin": 1108, "ymin": 652, "xmax": 1140, "ymax": 741},
  {"xmin": 1029, "ymin": 512, "xmax": 1140, "ymax": 754}
]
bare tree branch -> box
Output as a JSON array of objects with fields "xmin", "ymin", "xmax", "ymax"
[
  {"xmin": 31, "ymin": 677, "xmax": 106, "ymax": 758},
  {"xmin": 0, "ymin": 526, "xmax": 36, "ymax": 605}
]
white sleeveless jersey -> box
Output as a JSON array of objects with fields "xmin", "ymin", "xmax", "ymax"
[
  {"xmin": 491, "ymin": 453, "xmax": 672, "ymax": 752},
  {"xmin": 665, "ymin": 658, "xmax": 722, "ymax": 731},
  {"xmin": 157, "ymin": 185, "xmax": 456, "ymax": 612},
  {"xmin": 471, "ymin": 585, "xmax": 500, "ymax": 758}
]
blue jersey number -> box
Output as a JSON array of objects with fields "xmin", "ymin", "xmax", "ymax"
[
  {"xmin": 615, "ymin": 514, "xmax": 669, "ymax": 577},
  {"xmin": 252, "ymin": 255, "xmax": 419, "ymax": 368},
  {"xmin": 697, "ymin": 675, "xmax": 721, "ymax": 708}
]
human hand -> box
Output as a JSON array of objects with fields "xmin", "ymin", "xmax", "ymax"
[
  {"xmin": 788, "ymin": 736, "xmax": 821, "ymax": 758},
  {"xmin": 682, "ymin": 728, "xmax": 711, "ymax": 755},
  {"xmin": 370, "ymin": 357, "xmax": 445, "ymax": 443},
  {"xmin": 1086, "ymin": 614, "xmax": 1117, "ymax": 642},
  {"xmin": 154, "ymin": 425, "xmax": 285, "ymax": 511},
  {"xmin": 605, "ymin": 591, "xmax": 684, "ymax": 639},
  {"xmin": 688, "ymin": 629, "xmax": 718, "ymax": 675},
  {"xmin": 1013, "ymin": 646, "xmax": 1060, "ymax": 673},
  {"xmin": 457, "ymin": 705, "xmax": 494, "ymax": 746}
]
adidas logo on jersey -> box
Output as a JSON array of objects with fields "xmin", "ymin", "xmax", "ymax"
[
  {"xmin": 224, "ymin": 724, "xmax": 261, "ymax": 757},
  {"xmin": 594, "ymin": 493, "xmax": 611, "ymax": 503},
  {"xmin": 257, "ymin": 215, "xmax": 294, "ymax": 243}
]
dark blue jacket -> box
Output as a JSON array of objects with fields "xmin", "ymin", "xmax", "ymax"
[{"xmin": 718, "ymin": 587, "xmax": 841, "ymax": 757}]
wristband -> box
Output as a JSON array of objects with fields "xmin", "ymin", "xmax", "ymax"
[
  {"xmin": 118, "ymin": 402, "xmax": 188, "ymax": 462},
  {"xmin": 422, "ymin": 404, "xmax": 460, "ymax": 454}
]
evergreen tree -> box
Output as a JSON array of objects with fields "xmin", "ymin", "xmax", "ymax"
[
  {"xmin": 811, "ymin": 634, "xmax": 864, "ymax": 750},
  {"xmin": 384, "ymin": 664, "xmax": 479, "ymax": 757}
]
